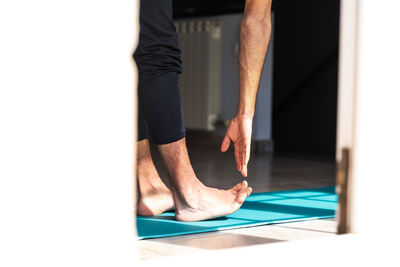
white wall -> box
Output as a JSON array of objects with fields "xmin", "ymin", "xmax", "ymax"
[{"xmin": 0, "ymin": 1, "xmax": 138, "ymax": 266}]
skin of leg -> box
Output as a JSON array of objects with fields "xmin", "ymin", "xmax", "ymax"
[
  {"xmin": 157, "ymin": 138, "xmax": 252, "ymax": 222},
  {"xmin": 136, "ymin": 139, "xmax": 174, "ymax": 216}
]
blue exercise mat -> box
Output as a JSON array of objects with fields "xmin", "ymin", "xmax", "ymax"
[{"xmin": 137, "ymin": 186, "xmax": 337, "ymax": 239}]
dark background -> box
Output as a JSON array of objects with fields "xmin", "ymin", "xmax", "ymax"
[{"xmin": 173, "ymin": 0, "xmax": 340, "ymax": 159}]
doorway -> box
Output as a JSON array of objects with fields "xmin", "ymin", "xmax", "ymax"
[{"xmin": 138, "ymin": 0, "xmax": 341, "ymax": 260}]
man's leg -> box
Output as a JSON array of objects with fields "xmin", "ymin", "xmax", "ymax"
[
  {"xmin": 136, "ymin": 139, "xmax": 174, "ymax": 216},
  {"xmin": 137, "ymin": 71, "xmax": 252, "ymax": 221},
  {"xmin": 158, "ymin": 138, "xmax": 252, "ymax": 222}
]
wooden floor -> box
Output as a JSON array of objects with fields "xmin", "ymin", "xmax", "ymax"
[{"xmin": 139, "ymin": 133, "xmax": 337, "ymax": 260}]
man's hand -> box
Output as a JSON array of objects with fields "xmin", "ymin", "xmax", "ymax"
[{"xmin": 220, "ymin": 114, "xmax": 253, "ymax": 177}]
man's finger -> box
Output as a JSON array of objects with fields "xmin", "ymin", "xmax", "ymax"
[
  {"xmin": 240, "ymin": 149, "xmax": 248, "ymax": 177},
  {"xmin": 234, "ymin": 145, "xmax": 241, "ymax": 172},
  {"xmin": 241, "ymin": 164, "xmax": 247, "ymax": 177},
  {"xmin": 240, "ymin": 141, "xmax": 251, "ymax": 177},
  {"xmin": 245, "ymin": 142, "xmax": 251, "ymax": 165},
  {"xmin": 220, "ymin": 134, "xmax": 231, "ymax": 152}
]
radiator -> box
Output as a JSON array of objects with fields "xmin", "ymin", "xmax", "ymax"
[{"xmin": 175, "ymin": 19, "xmax": 222, "ymax": 131}]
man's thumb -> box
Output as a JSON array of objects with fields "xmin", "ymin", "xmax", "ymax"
[{"xmin": 220, "ymin": 134, "xmax": 231, "ymax": 152}]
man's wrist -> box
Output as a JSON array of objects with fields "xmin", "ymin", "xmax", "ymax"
[
  {"xmin": 235, "ymin": 111, "xmax": 254, "ymax": 119},
  {"xmin": 235, "ymin": 108, "xmax": 254, "ymax": 118},
  {"xmin": 236, "ymin": 99, "xmax": 256, "ymax": 117}
]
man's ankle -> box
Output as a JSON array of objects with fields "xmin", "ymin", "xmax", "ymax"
[{"xmin": 170, "ymin": 176, "xmax": 202, "ymax": 196}]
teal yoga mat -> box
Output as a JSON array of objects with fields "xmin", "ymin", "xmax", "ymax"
[{"xmin": 137, "ymin": 186, "xmax": 337, "ymax": 239}]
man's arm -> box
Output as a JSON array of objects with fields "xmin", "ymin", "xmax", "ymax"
[{"xmin": 221, "ymin": 0, "xmax": 272, "ymax": 177}]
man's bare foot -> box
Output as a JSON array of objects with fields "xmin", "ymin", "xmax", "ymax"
[
  {"xmin": 173, "ymin": 180, "xmax": 252, "ymax": 222},
  {"xmin": 136, "ymin": 139, "xmax": 174, "ymax": 216},
  {"xmin": 137, "ymin": 183, "xmax": 174, "ymax": 216},
  {"xmin": 157, "ymin": 138, "xmax": 252, "ymax": 222}
]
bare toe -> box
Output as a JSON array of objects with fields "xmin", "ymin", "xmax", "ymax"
[
  {"xmin": 246, "ymin": 187, "xmax": 253, "ymax": 196},
  {"xmin": 232, "ymin": 181, "xmax": 245, "ymax": 192},
  {"xmin": 232, "ymin": 183, "xmax": 242, "ymax": 193},
  {"xmin": 235, "ymin": 187, "xmax": 249, "ymax": 204},
  {"xmin": 232, "ymin": 180, "xmax": 248, "ymax": 193}
]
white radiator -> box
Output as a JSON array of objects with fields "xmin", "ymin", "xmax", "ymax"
[{"xmin": 175, "ymin": 19, "xmax": 222, "ymax": 131}]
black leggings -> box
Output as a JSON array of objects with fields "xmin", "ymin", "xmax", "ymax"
[
  {"xmin": 135, "ymin": 0, "xmax": 184, "ymax": 144},
  {"xmin": 137, "ymin": 71, "xmax": 185, "ymax": 145}
]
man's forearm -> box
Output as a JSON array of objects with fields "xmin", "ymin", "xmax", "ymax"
[
  {"xmin": 237, "ymin": 1, "xmax": 272, "ymax": 116},
  {"xmin": 221, "ymin": 0, "xmax": 272, "ymax": 177}
]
